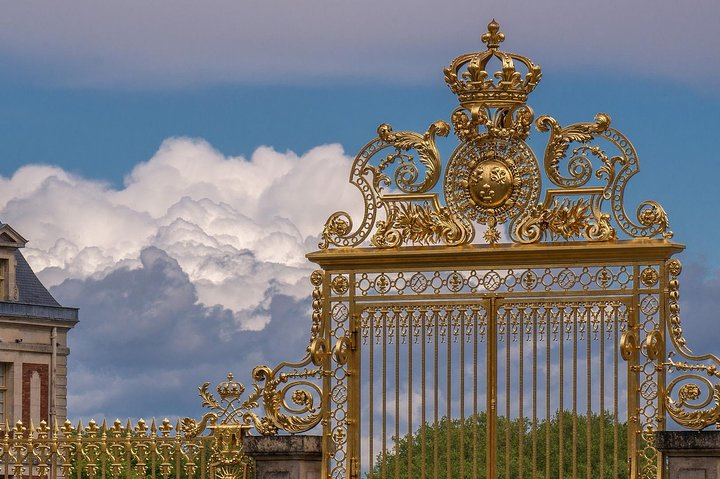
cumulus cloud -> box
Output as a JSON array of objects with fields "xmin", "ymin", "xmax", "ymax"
[
  {"xmin": 0, "ymin": 0, "xmax": 717, "ymax": 89},
  {"xmin": 0, "ymin": 138, "xmax": 357, "ymax": 330},
  {"xmin": 0, "ymin": 137, "xmax": 363, "ymax": 418},
  {"xmin": 55, "ymin": 247, "xmax": 314, "ymax": 420}
]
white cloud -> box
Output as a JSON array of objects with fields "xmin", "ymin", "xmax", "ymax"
[
  {"xmin": 0, "ymin": 138, "xmax": 357, "ymax": 330},
  {"xmin": 0, "ymin": 0, "xmax": 717, "ymax": 89}
]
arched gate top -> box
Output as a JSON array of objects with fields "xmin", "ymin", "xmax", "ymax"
[{"xmin": 318, "ymin": 20, "xmax": 674, "ymax": 251}]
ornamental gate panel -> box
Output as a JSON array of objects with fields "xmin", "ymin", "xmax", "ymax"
[
  {"xmin": 3, "ymin": 19, "xmax": 720, "ymax": 479},
  {"xmin": 309, "ymin": 246, "xmax": 682, "ymax": 479}
]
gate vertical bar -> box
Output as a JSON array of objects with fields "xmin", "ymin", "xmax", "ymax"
[
  {"xmin": 321, "ymin": 271, "xmax": 333, "ymax": 479},
  {"xmin": 627, "ymin": 302, "xmax": 640, "ymax": 479},
  {"xmin": 348, "ymin": 273, "xmax": 360, "ymax": 479},
  {"xmin": 487, "ymin": 297, "xmax": 497, "ymax": 479}
]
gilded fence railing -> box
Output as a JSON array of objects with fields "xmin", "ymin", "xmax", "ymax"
[{"xmin": 0, "ymin": 357, "xmax": 325, "ymax": 479}]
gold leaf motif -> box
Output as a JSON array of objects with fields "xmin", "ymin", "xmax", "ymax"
[
  {"xmin": 199, "ymin": 383, "xmax": 221, "ymax": 410},
  {"xmin": 371, "ymin": 201, "xmax": 472, "ymax": 248},
  {"xmin": 513, "ymin": 198, "xmax": 616, "ymax": 244}
]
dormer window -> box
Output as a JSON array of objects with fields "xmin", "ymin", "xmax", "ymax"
[{"xmin": 0, "ymin": 259, "xmax": 6, "ymax": 300}]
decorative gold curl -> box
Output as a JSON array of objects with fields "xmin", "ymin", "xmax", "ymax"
[
  {"xmin": 662, "ymin": 353, "xmax": 720, "ymax": 429},
  {"xmin": 376, "ymin": 121, "xmax": 449, "ymax": 193},
  {"xmin": 320, "ymin": 122, "xmax": 451, "ymax": 249},
  {"xmin": 536, "ymin": 113, "xmax": 610, "ymax": 187},
  {"xmin": 665, "ymin": 376, "xmax": 720, "ymax": 430},
  {"xmin": 534, "ymin": 113, "xmax": 672, "ymax": 240},
  {"xmin": 181, "ymin": 361, "xmax": 323, "ymax": 440},
  {"xmin": 251, "ymin": 364, "xmax": 323, "ymax": 434}
]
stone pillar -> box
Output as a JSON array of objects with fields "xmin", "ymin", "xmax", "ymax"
[
  {"xmin": 244, "ymin": 435, "xmax": 322, "ymax": 479},
  {"xmin": 655, "ymin": 431, "xmax": 720, "ymax": 479}
]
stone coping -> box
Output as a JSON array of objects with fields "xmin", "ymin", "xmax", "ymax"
[
  {"xmin": 655, "ymin": 431, "xmax": 720, "ymax": 452},
  {"xmin": 244, "ymin": 435, "xmax": 322, "ymax": 460}
]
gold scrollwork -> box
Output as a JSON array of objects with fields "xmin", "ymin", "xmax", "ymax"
[
  {"xmin": 376, "ymin": 121, "xmax": 449, "ymax": 193},
  {"xmin": 662, "ymin": 353, "xmax": 720, "ymax": 429},
  {"xmin": 665, "ymin": 375, "xmax": 720, "ymax": 430},
  {"xmin": 320, "ymin": 121, "xmax": 452, "ymax": 249},
  {"xmin": 182, "ymin": 365, "xmax": 324, "ymax": 440},
  {"xmin": 620, "ymin": 329, "xmax": 639, "ymax": 361},
  {"xmin": 536, "ymin": 113, "xmax": 611, "ymax": 187}
]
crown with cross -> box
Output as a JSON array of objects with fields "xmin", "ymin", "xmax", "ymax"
[{"xmin": 444, "ymin": 20, "xmax": 542, "ymax": 109}]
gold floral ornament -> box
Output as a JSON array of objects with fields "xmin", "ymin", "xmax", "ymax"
[{"xmin": 319, "ymin": 20, "xmax": 671, "ymax": 248}]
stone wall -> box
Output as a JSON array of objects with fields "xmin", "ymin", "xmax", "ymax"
[
  {"xmin": 245, "ymin": 435, "xmax": 322, "ymax": 479},
  {"xmin": 656, "ymin": 431, "xmax": 720, "ymax": 479}
]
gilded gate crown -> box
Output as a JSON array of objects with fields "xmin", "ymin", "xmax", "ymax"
[
  {"xmin": 320, "ymin": 19, "xmax": 672, "ymax": 249},
  {"xmin": 444, "ymin": 20, "xmax": 542, "ymax": 109}
]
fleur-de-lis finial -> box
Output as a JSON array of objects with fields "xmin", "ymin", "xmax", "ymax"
[{"xmin": 481, "ymin": 19, "xmax": 505, "ymax": 49}]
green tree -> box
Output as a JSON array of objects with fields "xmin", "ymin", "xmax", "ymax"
[{"xmin": 369, "ymin": 411, "xmax": 627, "ymax": 479}]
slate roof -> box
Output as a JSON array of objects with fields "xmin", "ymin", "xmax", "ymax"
[{"xmin": 14, "ymin": 250, "xmax": 60, "ymax": 307}]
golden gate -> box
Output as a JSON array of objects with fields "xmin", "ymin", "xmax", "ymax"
[{"xmin": 1, "ymin": 19, "xmax": 719, "ymax": 479}]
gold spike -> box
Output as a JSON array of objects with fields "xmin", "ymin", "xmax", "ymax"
[{"xmin": 29, "ymin": 417, "xmax": 34, "ymax": 435}]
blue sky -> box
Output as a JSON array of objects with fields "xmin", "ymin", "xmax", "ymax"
[{"xmin": 0, "ymin": 0, "xmax": 718, "ymax": 420}]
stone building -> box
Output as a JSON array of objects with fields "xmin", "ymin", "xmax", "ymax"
[{"xmin": 0, "ymin": 223, "xmax": 77, "ymax": 427}]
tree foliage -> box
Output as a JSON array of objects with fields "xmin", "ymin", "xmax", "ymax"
[{"xmin": 370, "ymin": 411, "xmax": 628, "ymax": 479}]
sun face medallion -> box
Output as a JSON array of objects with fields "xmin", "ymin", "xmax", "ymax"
[{"xmin": 444, "ymin": 137, "xmax": 541, "ymax": 243}]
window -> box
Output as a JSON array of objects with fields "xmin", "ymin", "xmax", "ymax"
[
  {"xmin": 0, "ymin": 259, "xmax": 7, "ymax": 300},
  {"xmin": 0, "ymin": 364, "xmax": 7, "ymax": 424}
]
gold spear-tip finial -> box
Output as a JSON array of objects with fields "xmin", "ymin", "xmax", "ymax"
[{"xmin": 481, "ymin": 19, "xmax": 505, "ymax": 49}]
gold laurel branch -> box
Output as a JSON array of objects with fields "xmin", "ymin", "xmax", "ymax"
[
  {"xmin": 536, "ymin": 113, "xmax": 611, "ymax": 187},
  {"xmin": 376, "ymin": 121, "xmax": 449, "ymax": 193},
  {"xmin": 199, "ymin": 382, "xmax": 221, "ymax": 410},
  {"xmin": 371, "ymin": 201, "xmax": 472, "ymax": 248},
  {"xmin": 512, "ymin": 198, "xmax": 615, "ymax": 244}
]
